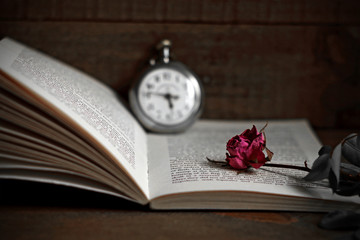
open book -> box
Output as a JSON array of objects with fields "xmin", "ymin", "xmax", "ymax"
[{"xmin": 0, "ymin": 38, "xmax": 358, "ymax": 211}]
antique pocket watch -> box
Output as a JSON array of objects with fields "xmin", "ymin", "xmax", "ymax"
[{"xmin": 129, "ymin": 40, "xmax": 204, "ymax": 133}]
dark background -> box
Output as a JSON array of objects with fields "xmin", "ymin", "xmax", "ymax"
[
  {"xmin": 1, "ymin": 1, "xmax": 360, "ymax": 239},
  {"xmin": 1, "ymin": 0, "xmax": 359, "ymax": 130}
]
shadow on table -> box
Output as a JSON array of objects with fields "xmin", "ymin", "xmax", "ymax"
[{"xmin": 0, "ymin": 179, "xmax": 146, "ymax": 210}]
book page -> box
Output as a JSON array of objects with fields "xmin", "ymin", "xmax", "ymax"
[
  {"xmin": 148, "ymin": 120, "xmax": 359, "ymax": 205},
  {"xmin": 0, "ymin": 163, "xmax": 137, "ymax": 203},
  {"xmin": 0, "ymin": 38, "xmax": 149, "ymax": 199}
]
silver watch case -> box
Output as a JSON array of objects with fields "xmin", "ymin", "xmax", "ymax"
[{"xmin": 129, "ymin": 61, "xmax": 204, "ymax": 133}]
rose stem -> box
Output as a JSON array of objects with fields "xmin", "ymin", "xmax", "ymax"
[
  {"xmin": 263, "ymin": 163, "xmax": 311, "ymax": 172},
  {"xmin": 206, "ymin": 157, "xmax": 228, "ymax": 165}
]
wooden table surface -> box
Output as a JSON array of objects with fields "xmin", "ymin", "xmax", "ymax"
[{"xmin": 0, "ymin": 129, "xmax": 358, "ymax": 240}]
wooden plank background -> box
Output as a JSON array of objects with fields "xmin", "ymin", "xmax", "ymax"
[{"xmin": 0, "ymin": 0, "xmax": 359, "ymax": 129}]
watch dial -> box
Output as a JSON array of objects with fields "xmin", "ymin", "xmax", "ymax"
[{"xmin": 138, "ymin": 68, "xmax": 196, "ymax": 125}]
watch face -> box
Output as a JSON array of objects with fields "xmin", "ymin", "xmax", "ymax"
[{"xmin": 137, "ymin": 68, "xmax": 197, "ymax": 126}]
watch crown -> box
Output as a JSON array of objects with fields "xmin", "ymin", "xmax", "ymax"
[
  {"xmin": 156, "ymin": 39, "xmax": 172, "ymax": 50},
  {"xmin": 157, "ymin": 39, "xmax": 172, "ymax": 64}
]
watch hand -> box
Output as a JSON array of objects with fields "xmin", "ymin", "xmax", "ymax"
[
  {"xmin": 145, "ymin": 92, "xmax": 179, "ymax": 109},
  {"xmin": 170, "ymin": 95, "xmax": 179, "ymax": 100},
  {"xmin": 150, "ymin": 92, "xmax": 167, "ymax": 97},
  {"xmin": 147, "ymin": 92, "xmax": 179, "ymax": 100},
  {"xmin": 168, "ymin": 98, "xmax": 174, "ymax": 109},
  {"xmin": 164, "ymin": 93, "xmax": 174, "ymax": 109}
]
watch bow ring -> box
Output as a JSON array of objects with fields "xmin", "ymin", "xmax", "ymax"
[{"xmin": 129, "ymin": 39, "xmax": 204, "ymax": 133}]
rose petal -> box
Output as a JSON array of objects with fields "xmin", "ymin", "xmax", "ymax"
[
  {"xmin": 227, "ymin": 147, "xmax": 239, "ymax": 157},
  {"xmin": 226, "ymin": 155, "xmax": 248, "ymax": 170},
  {"xmin": 225, "ymin": 125, "xmax": 268, "ymax": 171},
  {"xmin": 236, "ymin": 139, "xmax": 250, "ymax": 152},
  {"xmin": 240, "ymin": 125, "xmax": 259, "ymax": 140},
  {"xmin": 246, "ymin": 140, "xmax": 263, "ymax": 160},
  {"xmin": 226, "ymin": 136, "xmax": 241, "ymax": 156},
  {"xmin": 249, "ymin": 150, "xmax": 266, "ymax": 169}
]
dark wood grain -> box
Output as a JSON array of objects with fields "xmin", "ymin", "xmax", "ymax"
[
  {"xmin": 0, "ymin": 205, "xmax": 350, "ymax": 240},
  {"xmin": 1, "ymin": 21, "xmax": 359, "ymax": 128},
  {"xmin": 0, "ymin": 0, "xmax": 359, "ymax": 129},
  {"xmin": 1, "ymin": 0, "xmax": 360, "ymax": 24}
]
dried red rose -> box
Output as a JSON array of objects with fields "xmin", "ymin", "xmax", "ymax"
[{"xmin": 226, "ymin": 125, "xmax": 272, "ymax": 170}]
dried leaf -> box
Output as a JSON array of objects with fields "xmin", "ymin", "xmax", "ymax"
[
  {"xmin": 333, "ymin": 163, "xmax": 360, "ymax": 196},
  {"xmin": 329, "ymin": 143, "xmax": 342, "ymax": 191},
  {"xmin": 303, "ymin": 147, "xmax": 331, "ymax": 181},
  {"xmin": 329, "ymin": 169, "xmax": 338, "ymax": 193},
  {"xmin": 319, "ymin": 210, "xmax": 360, "ymax": 230},
  {"xmin": 335, "ymin": 181, "xmax": 360, "ymax": 196},
  {"xmin": 319, "ymin": 145, "xmax": 332, "ymax": 155},
  {"xmin": 340, "ymin": 162, "xmax": 360, "ymax": 182},
  {"xmin": 265, "ymin": 147, "xmax": 274, "ymax": 161},
  {"xmin": 304, "ymin": 142, "xmax": 360, "ymax": 195},
  {"xmin": 342, "ymin": 134, "xmax": 360, "ymax": 167},
  {"xmin": 259, "ymin": 122, "xmax": 268, "ymax": 133},
  {"xmin": 331, "ymin": 144, "xmax": 342, "ymax": 178}
]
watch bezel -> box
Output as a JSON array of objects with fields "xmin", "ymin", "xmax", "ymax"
[{"xmin": 129, "ymin": 61, "xmax": 204, "ymax": 133}]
